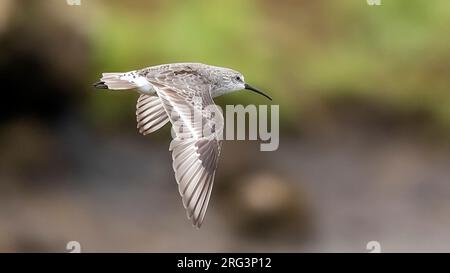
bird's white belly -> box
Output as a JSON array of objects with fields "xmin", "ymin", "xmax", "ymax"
[{"xmin": 137, "ymin": 84, "xmax": 156, "ymax": 95}]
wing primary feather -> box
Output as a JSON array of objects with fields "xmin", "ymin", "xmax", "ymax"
[
  {"xmin": 149, "ymin": 78, "xmax": 223, "ymax": 227},
  {"xmin": 136, "ymin": 95, "xmax": 169, "ymax": 135}
]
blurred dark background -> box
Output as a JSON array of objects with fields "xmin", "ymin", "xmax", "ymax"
[{"xmin": 0, "ymin": 0, "xmax": 449, "ymax": 252}]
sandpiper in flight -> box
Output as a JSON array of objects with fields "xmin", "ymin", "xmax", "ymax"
[{"xmin": 94, "ymin": 63, "xmax": 272, "ymax": 228}]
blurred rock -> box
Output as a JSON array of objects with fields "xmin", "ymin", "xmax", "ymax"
[
  {"xmin": 0, "ymin": 0, "xmax": 89, "ymax": 124},
  {"xmin": 217, "ymin": 172, "xmax": 313, "ymax": 246},
  {"xmin": 0, "ymin": 0, "xmax": 14, "ymax": 35}
]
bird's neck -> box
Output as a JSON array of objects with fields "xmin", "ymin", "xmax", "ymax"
[{"xmin": 211, "ymin": 87, "xmax": 238, "ymax": 98}]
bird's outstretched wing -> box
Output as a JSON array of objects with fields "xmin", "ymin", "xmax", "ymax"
[
  {"xmin": 148, "ymin": 72, "xmax": 223, "ymax": 228},
  {"xmin": 136, "ymin": 95, "xmax": 170, "ymax": 135}
]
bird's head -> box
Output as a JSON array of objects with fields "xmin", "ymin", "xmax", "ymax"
[{"xmin": 214, "ymin": 68, "xmax": 272, "ymax": 101}]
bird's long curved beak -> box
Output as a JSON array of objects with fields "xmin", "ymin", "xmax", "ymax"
[{"xmin": 245, "ymin": 84, "xmax": 272, "ymax": 101}]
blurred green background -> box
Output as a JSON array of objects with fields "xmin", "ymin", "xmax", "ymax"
[{"xmin": 0, "ymin": 0, "xmax": 449, "ymax": 252}]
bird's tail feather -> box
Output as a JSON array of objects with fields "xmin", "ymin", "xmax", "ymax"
[{"xmin": 93, "ymin": 72, "xmax": 138, "ymax": 90}]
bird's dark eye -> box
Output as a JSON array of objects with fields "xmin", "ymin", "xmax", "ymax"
[{"xmin": 235, "ymin": 76, "xmax": 241, "ymax": 81}]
